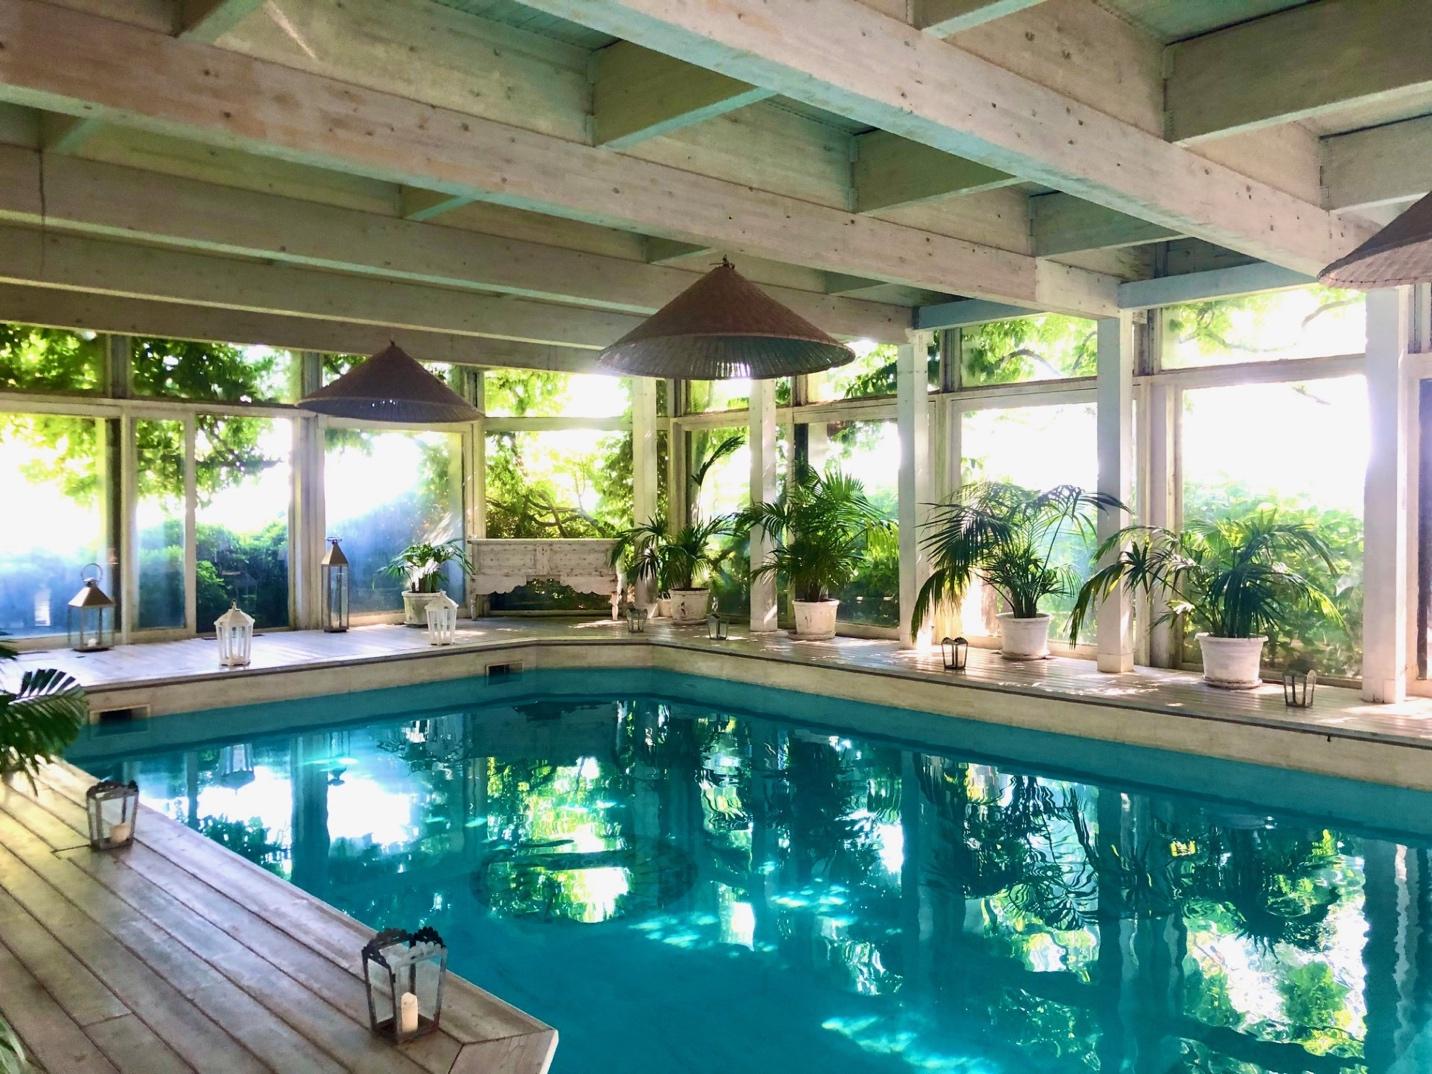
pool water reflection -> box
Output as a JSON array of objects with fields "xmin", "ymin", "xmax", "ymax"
[{"xmin": 73, "ymin": 676, "xmax": 1432, "ymax": 1074}]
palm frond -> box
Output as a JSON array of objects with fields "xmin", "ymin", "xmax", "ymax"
[{"xmin": 0, "ymin": 666, "xmax": 88, "ymax": 789}]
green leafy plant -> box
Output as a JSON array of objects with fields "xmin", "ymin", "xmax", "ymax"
[
  {"xmin": 0, "ymin": 638, "xmax": 88, "ymax": 790},
  {"xmin": 743, "ymin": 469, "xmax": 894, "ymax": 603},
  {"xmin": 912, "ymin": 482, "xmax": 1119, "ymax": 636},
  {"xmin": 0, "ymin": 1011, "xmax": 25, "ymax": 1074},
  {"xmin": 610, "ymin": 515, "xmax": 737, "ymax": 592},
  {"xmin": 381, "ymin": 540, "xmax": 472, "ymax": 594},
  {"xmin": 1069, "ymin": 512, "xmax": 1343, "ymax": 645},
  {"xmin": 609, "ymin": 516, "xmax": 668, "ymax": 591}
]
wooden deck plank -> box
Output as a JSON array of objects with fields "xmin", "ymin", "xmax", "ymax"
[
  {"xmin": 0, "ymin": 814, "xmax": 346, "ymax": 1074},
  {"xmin": 0, "ymin": 829, "xmax": 272, "ymax": 1074},
  {"xmin": 0, "ymin": 780, "xmax": 91, "ymax": 851},
  {"xmin": 0, "ymin": 939, "xmax": 121, "ymax": 1074},
  {"xmin": 0, "ymin": 888, "xmax": 128, "ymax": 1027},
  {"xmin": 84, "ymin": 1014, "xmax": 195, "ymax": 1074}
]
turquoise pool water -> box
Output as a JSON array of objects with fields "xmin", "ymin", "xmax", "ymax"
[{"xmin": 69, "ymin": 669, "xmax": 1432, "ymax": 1073}]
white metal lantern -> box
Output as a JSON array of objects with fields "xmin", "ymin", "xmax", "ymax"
[
  {"xmin": 215, "ymin": 601, "xmax": 255, "ymax": 667},
  {"xmin": 425, "ymin": 590, "xmax": 459, "ymax": 646}
]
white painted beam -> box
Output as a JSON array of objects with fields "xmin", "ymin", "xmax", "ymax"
[
  {"xmin": 0, "ymin": 147, "xmax": 907, "ymax": 341},
  {"xmin": 897, "ymin": 331, "xmax": 932, "ymax": 648},
  {"xmin": 748, "ymin": 379, "xmax": 778, "ymax": 633},
  {"xmin": 1095, "ymin": 313, "xmax": 1133, "ymax": 673},
  {"xmin": 518, "ymin": 0, "xmax": 1369, "ymax": 274},
  {"xmin": 1323, "ymin": 117, "xmax": 1432, "ymax": 212},
  {"xmin": 0, "ymin": 0, "xmax": 1117, "ymax": 315},
  {"xmin": 916, "ymin": 0, "xmax": 1047, "ymax": 36},
  {"xmin": 1361, "ymin": 287, "xmax": 1411, "ymax": 703},
  {"xmin": 853, "ymin": 129, "xmax": 1016, "ymax": 212},
  {"xmin": 1166, "ymin": 0, "xmax": 1432, "ymax": 143},
  {"xmin": 1116, "ymin": 264, "xmax": 1313, "ymax": 311},
  {"xmin": 593, "ymin": 42, "xmax": 774, "ymax": 148}
]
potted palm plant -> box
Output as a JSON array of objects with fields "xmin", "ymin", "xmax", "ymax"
[
  {"xmin": 1069, "ymin": 513, "xmax": 1342, "ymax": 688},
  {"xmin": 912, "ymin": 482, "xmax": 1119, "ymax": 659},
  {"xmin": 383, "ymin": 539, "xmax": 473, "ymax": 625},
  {"xmin": 610, "ymin": 515, "xmax": 737, "ymax": 623},
  {"xmin": 745, "ymin": 469, "xmax": 894, "ymax": 640},
  {"xmin": 1, "ymin": 636, "xmax": 88, "ymax": 790}
]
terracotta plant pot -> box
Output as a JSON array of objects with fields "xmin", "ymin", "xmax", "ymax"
[
  {"xmin": 793, "ymin": 599, "xmax": 839, "ymax": 640},
  {"xmin": 668, "ymin": 588, "xmax": 711, "ymax": 624},
  {"xmin": 997, "ymin": 612, "xmax": 1052, "ymax": 659},
  {"xmin": 1197, "ymin": 634, "xmax": 1267, "ymax": 689}
]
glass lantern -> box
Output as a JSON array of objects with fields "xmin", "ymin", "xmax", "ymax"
[
  {"xmin": 425, "ymin": 590, "xmax": 459, "ymax": 646},
  {"xmin": 1283, "ymin": 667, "xmax": 1317, "ymax": 708},
  {"xmin": 215, "ymin": 601, "xmax": 254, "ymax": 667},
  {"xmin": 626, "ymin": 604, "xmax": 648, "ymax": 634},
  {"xmin": 321, "ymin": 538, "xmax": 350, "ymax": 633},
  {"xmin": 67, "ymin": 563, "xmax": 115, "ymax": 653},
  {"xmin": 362, "ymin": 926, "xmax": 448, "ymax": 1043},
  {"xmin": 941, "ymin": 636, "xmax": 969, "ymax": 672},
  {"xmin": 706, "ymin": 613, "xmax": 728, "ymax": 641},
  {"xmin": 86, "ymin": 779, "xmax": 139, "ymax": 850}
]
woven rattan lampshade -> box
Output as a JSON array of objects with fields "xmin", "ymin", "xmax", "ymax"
[
  {"xmin": 300, "ymin": 342, "xmax": 481, "ymax": 423},
  {"xmin": 1320, "ymin": 191, "xmax": 1432, "ymax": 289},
  {"xmin": 598, "ymin": 259, "xmax": 855, "ymax": 379}
]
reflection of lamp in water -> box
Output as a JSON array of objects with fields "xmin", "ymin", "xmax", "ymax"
[{"xmin": 215, "ymin": 744, "xmax": 255, "ymax": 789}]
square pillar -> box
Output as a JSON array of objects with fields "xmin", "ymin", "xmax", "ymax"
[
  {"xmin": 1362, "ymin": 287, "xmax": 1412, "ymax": 702},
  {"xmin": 898, "ymin": 331, "xmax": 933, "ymax": 648},
  {"xmin": 1095, "ymin": 314, "xmax": 1134, "ymax": 672},
  {"xmin": 631, "ymin": 376, "xmax": 660, "ymax": 606},
  {"xmin": 749, "ymin": 378, "xmax": 778, "ymax": 632}
]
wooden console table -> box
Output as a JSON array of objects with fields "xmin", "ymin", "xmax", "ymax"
[{"xmin": 468, "ymin": 538, "xmax": 622, "ymax": 617}]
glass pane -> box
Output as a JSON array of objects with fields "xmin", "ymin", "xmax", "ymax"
[
  {"xmin": 0, "ymin": 413, "xmax": 110, "ymax": 637},
  {"xmin": 688, "ymin": 379, "xmax": 752, "ymax": 413},
  {"xmin": 325, "ymin": 428, "xmax": 464, "ymax": 614},
  {"xmin": 1181, "ymin": 376, "xmax": 1367, "ymax": 676},
  {"xmin": 0, "ymin": 323, "xmax": 103, "ymax": 394},
  {"xmin": 960, "ymin": 401, "xmax": 1099, "ymax": 641},
  {"xmin": 808, "ymin": 419, "xmax": 899, "ymax": 625},
  {"xmin": 1162, "ymin": 285, "xmax": 1365, "ymax": 368},
  {"xmin": 483, "ymin": 370, "xmax": 631, "ymax": 418},
  {"xmin": 960, "ymin": 314, "xmax": 1098, "ymax": 387},
  {"xmin": 136, "ymin": 419, "xmax": 186, "ymax": 630},
  {"xmin": 485, "ymin": 429, "xmax": 632, "ymax": 538},
  {"xmin": 806, "ymin": 340, "xmax": 939, "ymax": 402},
  {"xmin": 195, "ymin": 416, "xmax": 292, "ymax": 630},
  {"xmin": 132, "ymin": 338, "xmax": 296, "ymax": 403},
  {"xmin": 690, "ymin": 426, "xmax": 749, "ymax": 521}
]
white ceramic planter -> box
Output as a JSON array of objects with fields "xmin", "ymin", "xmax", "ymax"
[
  {"xmin": 793, "ymin": 599, "xmax": 840, "ymax": 640},
  {"xmin": 1197, "ymin": 634, "xmax": 1267, "ymax": 689},
  {"xmin": 668, "ymin": 588, "xmax": 711, "ymax": 624},
  {"xmin": 402, "ymin": 590, "xmax": 446, "ymax": 626},
  {"xmin": 998, "ymin": 613, "xmax": 1052, "ymax": 659},
  {"xmin": 656, "ymin": 596, "xmax": 672, "ymax": 619}
]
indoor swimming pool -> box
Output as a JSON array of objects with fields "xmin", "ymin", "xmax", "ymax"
[{"xmin": 68, "ymin": 669, "xmax": 1432, "ymax": 1073}]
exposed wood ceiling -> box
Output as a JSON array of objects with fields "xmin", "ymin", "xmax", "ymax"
[{"xmin": 1098, "ymin": 0, "xmax": 1314, "ymax": 43}]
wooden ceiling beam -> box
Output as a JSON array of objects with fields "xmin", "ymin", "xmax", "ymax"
[
  {"xmin": 593, "ymin": 42, "xmax": 773, "ymax": 148},
  {"xmin": 1166, "ymin": 0, "xmax": 1432, "ymax": 142},
  {"xmin": 177, "ymin": 0, "xmax": 263, "ymax": 42},
  {"xmin": 519, "ymin": 0, "xmax": 1367, "ymax": 274},
  {"xmin": 1031, "ymin": 194, "xmax": 1177, "ymax": 257},
  {"xmin": 0, "ymin": 283, "xmax": 602, "ymax": 372},
  {"xmin": 643, "ymin": 237, "xmax": 713, "ymax": 265},
  {"xmin": 915, "ymin": 0, "xmax": 1047, "ymax": 37},
  {"xmin": 0, "ymin": 0, "xmax": 1116, "ymax": 316},
  {"xmin": 0, "ymin": 224, "xmax": 646, "ymax": 348},
  {"xmin": 853, "ymin": 129, "xmax": 1017, "ymax": 212},
  {"xmin": 1323, "ymin": 116, "xmax": 1432, "ymax": 212}
]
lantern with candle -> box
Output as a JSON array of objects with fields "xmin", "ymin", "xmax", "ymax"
[
  {"xmin": 425, "ymin": 591, "xmax": 459, "ymax": 646},
  {"xmin": 626, "ymin": 604, "xmax": 648, "ymax": 634},
  {"xmin": 321, "ymin": 538, "xmax": 350, "ymax": 633},
  {"xmin": 706, "ymin": 613, "xmax": 728, "ymax": 641},
  {"xmin": 215, "ymin": 601, "xmax": 255, "ymax": 667},
  {"xmin": 67, "ymin": 563, "xmax": 115, "ymax": 653},
  {"xmin": 941, "ymin": 636, "xmax": 969, "ymax": 672},
  {"xmin": 86, "ymin": 779, "xmax": 139, "ymax": 850},
  {"xmin": 362, "ymin": 926, "xmax": 447, "ymax": 1043}
]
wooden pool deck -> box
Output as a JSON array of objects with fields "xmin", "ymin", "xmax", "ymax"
[{"xmin": 0, "ymin": 762, "xmax": 556, "ymax": 1074}]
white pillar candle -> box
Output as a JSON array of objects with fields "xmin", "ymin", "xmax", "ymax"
[
  {"xmin": 399, "ymin": 991, "xmax": 419, "ymax": 1035},
  {"xmin": 109, "ymin": 820, "xmax": 132, "ymax": 845}
]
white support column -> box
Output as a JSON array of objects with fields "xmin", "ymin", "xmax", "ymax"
[
  {"xmin": 290, "ymin": 352, "xmax": 325, "ymax": 629},
  {"xmin": 1095, "ymin": 314, "xmax": 1134, "ymax": 672},
  {"xmin": 749, "ymin": 378, "xmax": 778, "ymax": 632},
  {"xmin": 182, "ymin": 415, "xmax": 198, "ymax": 634},
  {"xmin": 898, "ymin": 331, "xmax": 933, "ymax": 648},
  {"xmin": 631, "ymin": 375, "xmax": 659, "ymax": 607},
  {"xmin": 1362, "ymin": 287, "xmax": 1412, "ymax": 703}
]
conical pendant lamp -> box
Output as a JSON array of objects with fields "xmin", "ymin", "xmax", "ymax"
[
  {"xmin": 300, "ymin": 342, "xmax": 481, "ymax": 423},
  {"xmin": 1320, "ymin": 190, "xmax": 1432, "ymax": 289},
  {"xmin": 597, "ymin": 259, "xmax": 855, "ymax": 379}
]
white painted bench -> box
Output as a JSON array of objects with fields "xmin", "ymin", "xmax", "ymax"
[{"xmin": 468, "ymin": 538, "xmax": 622, "ymax": 618}]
